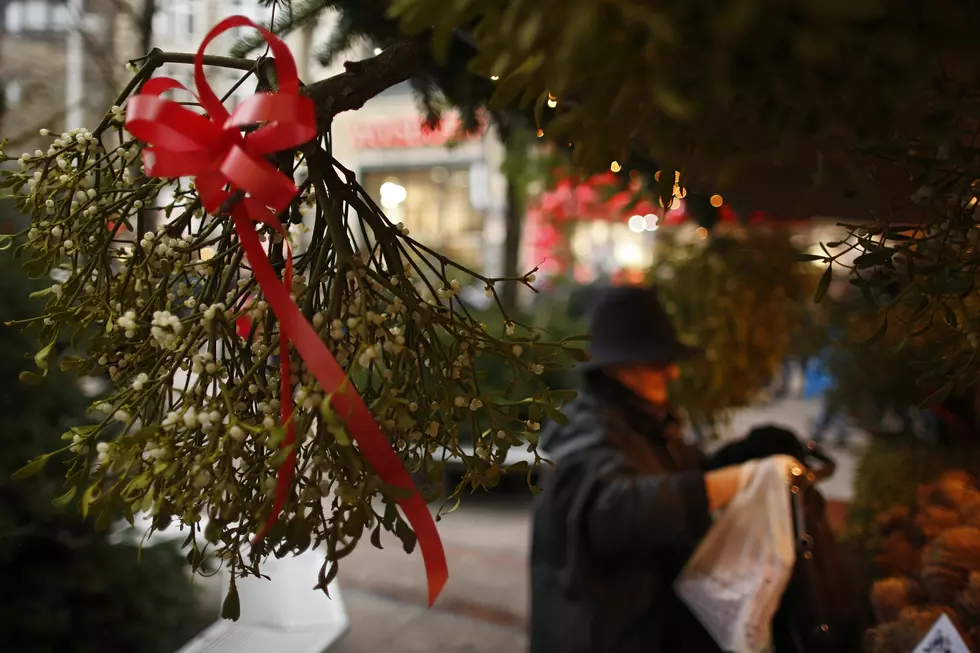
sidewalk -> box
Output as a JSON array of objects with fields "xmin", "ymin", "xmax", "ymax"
[
  {"xmin": 332, "ymin": 588, "xmax": 525, "ymax": 653},
  {"xmin": 333, "ymin": 501, "xmax": 531, "ymax": 653}
]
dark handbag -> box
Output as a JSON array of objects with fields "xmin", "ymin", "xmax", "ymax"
[{"xmin": 772, "ymin": 442, "xmax": 864, "ymax": 653}]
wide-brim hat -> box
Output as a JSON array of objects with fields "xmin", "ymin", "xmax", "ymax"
[{"xmin": 582, "ymin": 284, "xmax": 702, "ymax": 369}]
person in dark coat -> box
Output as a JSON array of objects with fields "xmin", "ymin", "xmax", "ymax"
[{"xmin": 529, "ymin": 285, "xmax": 796, "ymax": 653}]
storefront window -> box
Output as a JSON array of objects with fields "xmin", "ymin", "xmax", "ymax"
[{"xmin": 362, "ymin": 166, "xmax": 485, "ymax": 270}]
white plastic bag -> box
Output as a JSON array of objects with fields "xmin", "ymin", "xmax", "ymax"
[{"xmin": 674, "ymin": 455, "xmax": 799, "ymax": 653}]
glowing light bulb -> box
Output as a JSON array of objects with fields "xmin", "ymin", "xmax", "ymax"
[
  {"xmin": 373, "ymin": 47, "xmax": 383, "ymax": 56},
  {"xmin": 614, "ymin": 241, "xmax": 645, "ymax": 267},
  {"xmin": 490, "ymin": 75, "xmax": 499, "ymax": 81},
  {"xmin": 379, "ymin": 181, "xmax": 408, "ymax": 209},
  {"xmin": 710, "ymin": 194, "xmax": 724, "ymax": 208},
  {"xmin": 536, "ymin": 129, "xmax": 544, "ymax": 138},
  {"xmin": 610, "ymin": 161, "xmax": 622, "ymax": 173},
  {"xmin": 695, "ymin": 226, "xmax": 709, "ymax": 239},
  {"xmin": 627, "ymin": 214, "xmax": 647, "ymax": 233}
]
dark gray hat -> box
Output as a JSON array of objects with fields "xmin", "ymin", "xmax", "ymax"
[{"xmin": 584, "ymin": 285, "xmax": 701, "ymax": 369}]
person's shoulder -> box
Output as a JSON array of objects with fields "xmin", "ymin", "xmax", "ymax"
[{"xmin": 540, "ymin": 395, "xmax": 613, "ymax": 461}]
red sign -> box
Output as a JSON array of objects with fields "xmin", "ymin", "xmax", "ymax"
[{"xmin": 352, "ymin": 113, "xmax": 484, "ymax": 150}]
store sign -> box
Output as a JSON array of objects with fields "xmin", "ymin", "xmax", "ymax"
[{"xmin": 352, "ymin": 114, "xmax": 484, "ymax": 150}]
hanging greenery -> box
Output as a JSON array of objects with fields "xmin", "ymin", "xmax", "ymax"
[{"xmin": 0, "ymin": 26, "xmax": 585, "ymax": 607}]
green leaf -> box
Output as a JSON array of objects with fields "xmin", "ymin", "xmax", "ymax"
[
  {"xmin": 328, "ymin": 425, "xmax": 350, "ymax": 446},
  {"xmin": 533, "ymin": 91, "xmax": 549, "ymax": 129},
  {"xmin": 94, "ymin": 510, "xmax": 112, "ymax": 532},
  {"xmin": 657, "ymin": 167, "xmax": 677, "ymax": 209},
  {"xmin": 652, "ymin": 86, "xmax": 692, "ymax": 119},
  {"xmin": 59, "ymin": 356, "xmax": 86, "ymax": 372},
  {"xmin": 853, "ymin": 248, "xmax": 895, "ymax": 268},
  {"xmin": 517, "ymin": 11, "xmax": 542, "ymax": 50},
  {"xmin": 51, "ymin": 486, "xmax": 77, "ymax": 507},
  {"xmin": 862, "ymin": 317, "xmax": 888, "ymax": 346},
  {"xmin": 550, "ymin": 389, "xmax": 578, "ymax": 404},
  {"xmin": 488, "ymin": 54, "xmax": 543, "ymax": 110},
  {"xmin": 23, "ymin": 254, "xmax": 50, "ymax": 279},
  {"xmin": 545, "ymin": 403, "xmax": 569, "ymax": 425},
  {"xmin": 29, "ymin": 287, "xmax": 53, "ymax": 299},
  {"xmin": 221, "ymin": 580, "xmax": 241, "ymax": 621},
  {"xmin": 80, "ymin": 484, "xmax": 99, "ymax": 519},
  {"xmin": 18, "ymin": 370, "xmax": 46, "ymax": 385},
  {"xmin": 12, "ymin": 454, "xmax": 51, "ymax": 481},
  {"xmin": 506, "ymin": 460, "xmax": 531, "ymax": 474},
  {"xmin": 322, "ymin": 559, "xmax": 340, "ymax": 590},
  {"xmin": 814, "ymin": 266, "xmax": 832, "ymax": 304},
  {"xmin": 394, "ymin": 519, "xmax": 417, "ymax": 554},
  {"xmin": 34, "ymin": 340, "xmax": 55, "ymax": 369},
  {"xmin": 794, "ymin": 253, "xmax": 825, "ymax": 262},
  {"xmin": 563, "ymin": 347, "xmax": 590, "ymax": 363},
  {"xmin": 380, "ymin": 482, "xmax": 415, "ymax": 500},
  {"xmin": 268, "ymin": 444, "xmax": 294, "ymax": 469},
  {"xmin": 382, "ymin": 498, "xmax": 399, "ymax": 528},
  {"xmin": 943, "ymin": 304, "xmax": 958, "ymax": 328},
  {"xmin": 528, "ymin": 402, "xmax": 541, "ymax": 423},
  {"xmin": 122, "ymin": 500, "xmax": 135, "ymax": 526}
]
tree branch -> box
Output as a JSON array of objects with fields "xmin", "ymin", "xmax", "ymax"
[
  {"xmin": 303, "ymin": 37, "xmax": 427, "ymax": 131},
  {"xmin": 134, "ymin": 36, "xmax": 427, "ymax": 135}
]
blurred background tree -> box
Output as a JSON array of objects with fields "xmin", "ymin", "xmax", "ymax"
[
  {"xmin": 0, "ymin": 218, "xmax": 204, "ymax": 652},
  {"xmin": 653, "ymin": 227, "xmax": 821, "ymax": 434}
]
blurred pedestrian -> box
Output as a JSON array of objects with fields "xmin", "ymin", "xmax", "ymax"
[
  {"xmin": 767, "ymin": 356, "xmax": 804, "ymax": 401},
  {"xmin": 804, "ymin": 347, "xmax": 849, "ymax": 446},
  {"xmin": 530, "ymin": 285, "xmax": 798, "ymax": 653}
]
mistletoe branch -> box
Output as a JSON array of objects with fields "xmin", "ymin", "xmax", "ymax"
[{"xmin": 0, "ymin": 51, "xmax": 575, "ymax": 601}]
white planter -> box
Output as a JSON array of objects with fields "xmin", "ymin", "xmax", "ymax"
[{"xmin": 113, "ymin": 516, "xmax": 350, "ymax": 653}]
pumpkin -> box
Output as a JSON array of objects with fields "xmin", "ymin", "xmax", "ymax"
[
  {"xmin": 957, "ymin": 571, "xmax": 980, "ymax": 628},
  {"xmin": 921, "ymin": 526, "xmax": 980, "ymax": 605},
  {"xmin": 870, "ymin": 577, "xmax": 923, "ymax": 624},
  {"xmin": 936, "ymin": 470, "xmax": 977, "ymax": 507},
  {"xmin": 865, "ymin": 605, "xmax": 963, "ymax": 653},
  {"xmin": 916, "ymin": 505, "xmax": 963, "ymax": 540},
  {"xmin": 874, "ymin": 530, "xmax": 922, "ymax": 578}
]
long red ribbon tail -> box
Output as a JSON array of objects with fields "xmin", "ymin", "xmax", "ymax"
[
  {"xmin": 233, "ymin": 208, "xmax": 448, "ymax": 605},
  {"xmin": 249, "ymin": 207, "xmax": 298, "ymax": 545}
]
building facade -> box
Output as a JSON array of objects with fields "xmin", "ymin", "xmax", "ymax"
[
  {"xmin": 2, "ymin": 0, "xmax": 122, "ymax": 154},
  {"xmin": 329, "ymin": 83, "xmax": 510, "ymax": 277}
]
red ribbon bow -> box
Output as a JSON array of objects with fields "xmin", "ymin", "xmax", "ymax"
[{"xmin": 125, "ymin": 16, "xmax": 447, "ymax": 606}]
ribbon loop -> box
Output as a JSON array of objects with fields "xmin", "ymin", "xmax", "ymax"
[{"xmin": 125, "ymin": 14, "xmax": 447, "ymax": 608}]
